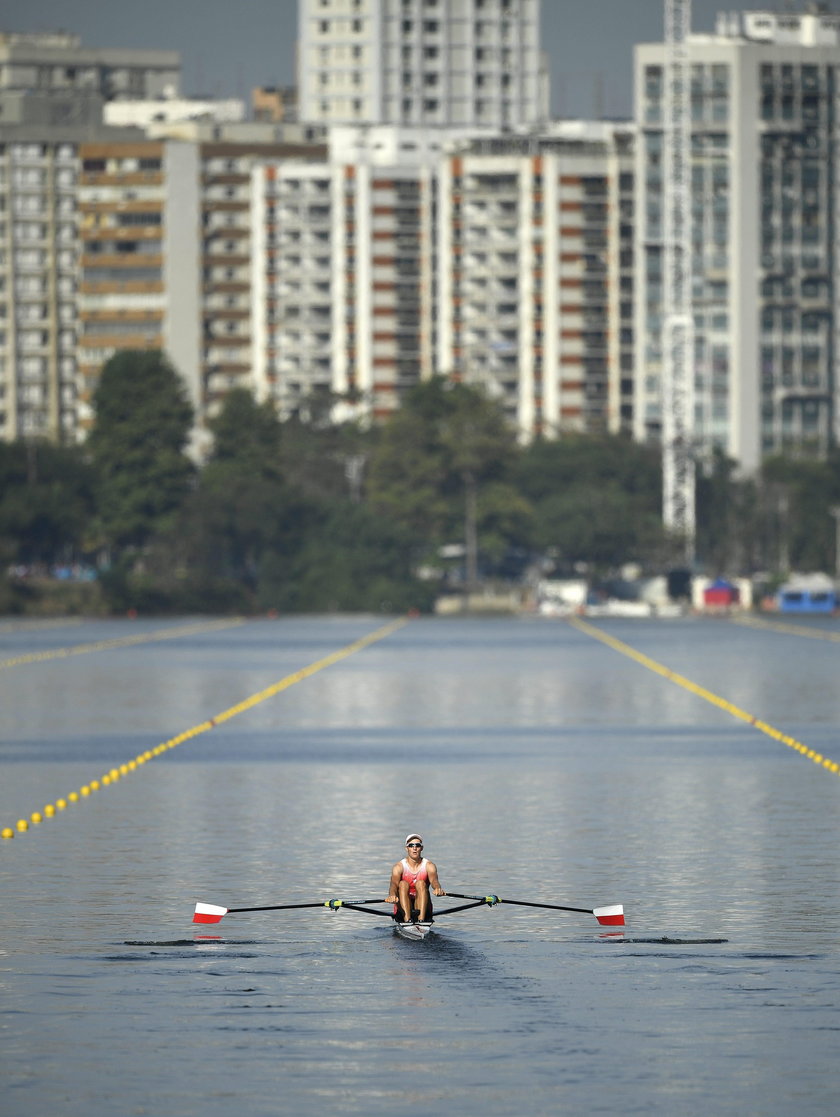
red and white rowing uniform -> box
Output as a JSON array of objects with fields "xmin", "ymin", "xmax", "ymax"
[
  {"xmin": 397, "ymin": 857, "xmax": 426, "ymax": 902},
  {"xmin": 401, "ymin": 856, "xmax": 428, "ymax": 896}
]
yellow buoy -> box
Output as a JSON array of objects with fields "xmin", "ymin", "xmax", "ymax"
[
  {"xmin": 44, "ymin": 804, "xmax": 55, "ymax": 817},
  {"xmin": 30, "ymin": 812, "xmax": 42, "ymax": 824},
  {"xmin": 1, "ymin": 827, "xmax": 14, "ymax": 840},
  {"xmin": 16, "ymin": 819, "xmax": 29, "ymax": 831},
  {"xmin": 56, "ymin": 799, "xmax": 67, "ymax": 810}
]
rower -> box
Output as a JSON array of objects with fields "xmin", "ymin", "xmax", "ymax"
[{"xmin": 386, "ymin": 834, "xmax": 445, "ymax": 923}]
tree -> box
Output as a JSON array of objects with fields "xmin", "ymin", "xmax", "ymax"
[
  {"xmin": 436, "ymin": 381, "xmax": 519, "ymax": 588},
  {"xmin": 695, "ymin": 449, "xmax": 761, "ymax": 574},
  {"xmin": 367, "ymin": 377, "xmax": 525, "ymax": 583},
  {"xmin": 180, "ymin": 388, "xmax": 311, "ymax": 601},
  {"xmin": 268, "ymin": 500, "xmax": 436, "ymax": 613},
  {"xmin": 513, "ymin": 434, "xmax": 665, "ymax": 569},
  {"xmin": 0, "ymin": 440, "xmax": 94, "ymax": 566},
  {"xmin": 87, "ymin": 350, "xmax": 194, "ymax": 552},
  {"xmin": 760, "ymin": 453, "xmax": 840, "ymax": 573}
]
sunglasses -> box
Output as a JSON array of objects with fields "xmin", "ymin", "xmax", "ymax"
[{"xmin": 406, "ymin": 843, "xmax": 423, "ymax": 848}]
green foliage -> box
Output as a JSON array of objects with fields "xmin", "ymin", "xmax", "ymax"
[
  {"xmin": 695, "ymin": 449, "xmax": 761, "ymax": 574},
  {"xmin": 367, "ymin": 377, "xmax": 522, "ymax": 562},
  {"xmin": 0, "ymin": 440, "xmax": 94, "ymax": 565},
  {"xmin": 513, "ymin": 434, "xmax": 665, "ymax": 568},
  {"xmin": 759, "ymin": 452, "xmax": 840, "ymax": 571},
  {"xmin": 9, "ymin": 365, "xmax": 840, "ymax": 618},
  {"xmin": 260, "ymin": 500, "xmax": 435, "ymax": 614},
  {"xmin": 195, "ymin": 390, "xmax": 307, "ymax": 587},
  {"xmin": 87, "ymin": 350, "xmax": 195, "ymax": 551}
]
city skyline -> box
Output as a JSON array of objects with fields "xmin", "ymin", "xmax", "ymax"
[{"xmin": 1, "ymin": 0, "xmax": 736, "ymax": 119}]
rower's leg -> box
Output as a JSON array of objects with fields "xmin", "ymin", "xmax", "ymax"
[
  {"xmin": 397, "ymin": 880, "xmax": 414, "ymax": 922},
  {"xmin": 414, "ymin": 878, "xmax": 430, "ymax": 921}
]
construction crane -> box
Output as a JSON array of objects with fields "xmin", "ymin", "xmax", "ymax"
[{"xmin": 662, "ymin": 0, "xmax": 696, "ymax": 562}]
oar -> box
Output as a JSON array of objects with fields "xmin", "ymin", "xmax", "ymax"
[
  {"xmin": 193, "ymin": 898, "xmax": 389, "ymax": 924},
  {"xmin": 444, "ymin": 892, "xmax": 625, "ymax": 927},
  {"xmin": 432, "ymin": 898, "xmax": 495, "ymax": 917}
]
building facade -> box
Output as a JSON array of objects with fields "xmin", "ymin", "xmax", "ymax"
[
  {"xmin": 76, "ymin": 134, "xmax": 325, "ymax": 447},
  {"xmin": 0, "ymin": 31, "xmax": 180, "ymax": 126},
  {"xmin": 437, "ymin": 127, "xmax": 634, "ymax": 439},
  {"xmin": 634, "ymin": 7, "xmax": 840, "ymax": 473},
  {"xmin": 0, "ymin": 134, "xmax": 83, "ymax": 441},
  {"xmin": 298, "ymin": 0, "xmax": 547, "ymax": 130},
  {"xmin": 252, "ymin": 127, "xmax": 436, "ymax": 423},
  {"xmin": 0, "ymin": 124, "xmax": 152, "ymax": 442},
  {"xmin": 0, "ymin": 33, "xmax": 182, "ymax": 442}
]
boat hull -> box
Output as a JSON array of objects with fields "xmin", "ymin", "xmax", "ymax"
[{"xmin": 395, "ymin": 921, "xmax": 433, "ymax": 940}]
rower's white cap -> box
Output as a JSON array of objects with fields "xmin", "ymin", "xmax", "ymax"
[{"xmin": 405, "ymin": 833, "xmax": 423, "ymax": 845}]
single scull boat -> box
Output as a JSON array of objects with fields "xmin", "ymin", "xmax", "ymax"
[{"xmin": 192, "ymin": 892, "xmax": 625, "ymax": 936}]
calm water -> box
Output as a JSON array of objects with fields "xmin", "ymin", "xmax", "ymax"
[{"xmin": 2, "ymin": 613, "xmax": 840, "ymax": 1116}]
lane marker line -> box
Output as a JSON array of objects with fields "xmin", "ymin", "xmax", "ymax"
[
  {"xmin": 731, "ymin": 614, "xmax": 840, "ymax": 643},
  {"xmin": 0, "ymin": 617, "xmax": 245, "ymax": 670},
  {"xmin": 569, "ymin": 615, "xmax": 840, "ymax": 776},
  {"xmin": 1, "ymin": 616, "xmax": 408, "ymax": 841}
]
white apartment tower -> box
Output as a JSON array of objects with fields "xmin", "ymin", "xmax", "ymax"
[
  {"xmin": 252, "ymin": 127, "xmax": 438, "ymax": 423},
  {"xmin": 635, "ymin": 8, "xmax": 840, "ymax": 473},
  {"xmin": 0, "ymin": 138, "xmax": 81, "ymax": 441},
  {"xmin": 298, "ymin": 0, "xmax": 548, "ymax": 130},
  {"xmin": 438, "ymin": 127, "xmax": 635, "ymax": 439}
]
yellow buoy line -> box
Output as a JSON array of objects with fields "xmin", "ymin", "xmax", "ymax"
[
  {"xmin": 0, "ymin": 616, "xmax": 246, "ymax": 671},
  {"xmin": 731, "ymin": 613, "xmax": 840, "ymax": 643},
  {"xmin": 1, "ymin": 616, "xmax": 408, "ymax": 841},
  {"xmin": 569, "ymin": 615, "xmax": 840, "ymax": 776}
]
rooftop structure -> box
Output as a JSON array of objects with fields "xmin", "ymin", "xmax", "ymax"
[{"xmin": 297, "ymin": 0, "xmax": 548, "ymax": 130}]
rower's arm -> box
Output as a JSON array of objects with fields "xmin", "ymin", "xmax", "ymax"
[
  {"xmin": 426, "ymin": 860, "xmax": 445, "ymax": 896},
  {"xmin": 386, "ymin": 862, "xmax": 402, "ymax": 902}
]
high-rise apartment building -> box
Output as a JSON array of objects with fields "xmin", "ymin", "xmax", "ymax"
[
  {"xmin": 437, "ymin": 127, "xmax": 635, "ymax": 439},
  {"xmin": 0, "ymin": 124, "xmax": 148, "ymax": 443},
  {"xmin": 0, "ymin": 32, "xmax": 182, "ymax": 442},
  {"xmin": 76, "ymin": 140, "xmax": 198, "ymax": 433},
  {"xmin": 250, "ymin": 122, "xmax": 634, "ymax": 438},
  {"xmin": 252, "ymin": 126, "xmax": 436, "ymax": 423},
  {"xmin": 635, "ymin": 7, "xmax": 840, "ymax": 472},
  {"xmin": 201, "ymin": 136, "xmax": 325, "ymax": 426},
  {"xmin": 0, "ymin": 135, "xmax": 84, "ymax": 441},
  {"xmin": 298, "ymin": 0, "xmax": 547, "ymax": 130},
  {"xmin": 76, "ymin": 133, "xmax": 325, "ymax": 444}
]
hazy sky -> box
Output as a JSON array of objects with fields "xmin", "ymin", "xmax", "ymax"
[{"xmin": 1, "ymin": 1, "xmax": 746, "ymax": 118}]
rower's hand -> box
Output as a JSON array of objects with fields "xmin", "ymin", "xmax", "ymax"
[
  {"xmin": 386, "ymin": 894, "xmax": 397, "ymax": 904},
  {"xmin": 433, "ymin": 888, "xmax": 445, "ymax": 897}
]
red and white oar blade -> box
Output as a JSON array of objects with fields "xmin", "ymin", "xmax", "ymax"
[
  {"xmin": 193, "ymin": 902, "xmax": 228, "ymax": 924},
  {"xmin": 593, "ymin": 904, "xmax": 625, "ymax": 927}
]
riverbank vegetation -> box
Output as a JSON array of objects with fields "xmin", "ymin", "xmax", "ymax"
[{"xmin": 2, "ymin": 350, "xmax": 839, "ymax": 615}]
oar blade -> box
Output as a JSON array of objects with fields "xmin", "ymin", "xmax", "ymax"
[
  {"xmin": 193, "ymin": 902, "xmax": 228, "ymax": 924},
  {"xmin": 593, "ymin": 904, "xmax": 625, "ymax": 927}
]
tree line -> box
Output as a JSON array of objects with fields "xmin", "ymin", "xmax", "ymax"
[{"xmin": 1, "ymin": 349, "xmax": 839, "ymax": 615}]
